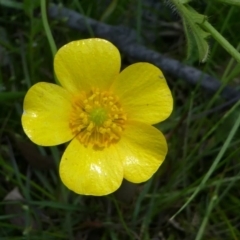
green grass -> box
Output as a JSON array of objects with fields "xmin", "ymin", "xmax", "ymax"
[{"xmin": 1, "ymin": 0, "xmax": 240, "ymax": 239}]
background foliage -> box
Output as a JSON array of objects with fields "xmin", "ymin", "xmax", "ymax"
[{"xmin": 1, "ymin": 0, "xmax": 240, "ymax": 239}]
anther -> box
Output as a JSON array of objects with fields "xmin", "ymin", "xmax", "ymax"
[{"xmin": 69, "ymin": 89, "xmax": 127, "ymax": 148}]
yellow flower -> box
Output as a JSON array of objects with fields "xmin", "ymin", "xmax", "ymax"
[{"xmin": 22, "ymin": 38, "xmax": 173, "ymax": 196}]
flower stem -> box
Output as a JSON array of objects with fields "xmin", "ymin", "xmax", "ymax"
[
  {"xmin": 40, "ymin": 0, "xmax": 60, "ymax": 84},
  {"xmin": 41, "ymin": 0, "xmax": 57, "ymax": 56}
]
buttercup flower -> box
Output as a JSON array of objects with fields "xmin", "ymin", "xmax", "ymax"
[{"xmin": 22, "ymin": 38, "xmax": 173, "ymax": 196}]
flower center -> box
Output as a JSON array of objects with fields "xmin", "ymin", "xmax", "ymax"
[
  {"xmin": 89, "ymin": 107, "xmax": 107, "ymax": 126},
  {"xmin": 69, "ymin": 88, "xmax": 127, "ymax": 148}
]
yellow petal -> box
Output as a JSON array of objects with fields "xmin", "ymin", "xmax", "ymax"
[
  {"xmin": 59, "ymin": 138, "xmax": 123, "ymax": 196},
  {"xmin": 111, "ymin": 62, "xmax": 173, "ymax": 124},
  {"xmin": 22, "ymin": 82, "xmax": 74, "ymax": 146},
  {"xmin": 54, "ymin": 38, "xmax": 121, "ymax": 94},
  {"xmin": 118, "ymin": 121, "xmax": 168, "ymax": 183}
]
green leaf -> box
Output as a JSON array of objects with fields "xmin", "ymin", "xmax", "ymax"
[
  {"xmin": 179, "ymin": 4, "xmax": 210, "ymax": 62},
  {"xmin": 182, "ymin": 18, "xmax": 196, "ymax": 60},
  {"xmin": 191, "ymin": 24, "xmax": 209, "ymax": 62},
  {"xmin": 168, "ymin": 0, "xmax": 240, "ymax": 62}
]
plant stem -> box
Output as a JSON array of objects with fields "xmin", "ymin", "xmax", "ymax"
[
  {"xmin": 41, "ymin": 0, "xmax": 57, "ymax": 56},
  {"xmin": 41, "ymin": 0, "xmax": 59, "ymax": 84}
]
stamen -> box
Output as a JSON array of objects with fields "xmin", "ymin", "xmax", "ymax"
[{"xmin": 69, "ymin": 88, "xmax": 127, "ymax": 148}]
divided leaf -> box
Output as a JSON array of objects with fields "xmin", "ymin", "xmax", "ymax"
[
  {"xmin": 181, "ymin": 4, "xmax": 210, "ymax": 62},
  {"xmin": 168, "ymin": 0, "xmax": 210, "ymax": 62}
]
